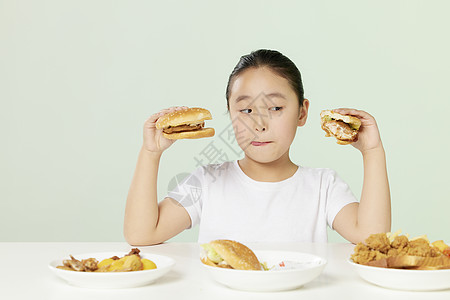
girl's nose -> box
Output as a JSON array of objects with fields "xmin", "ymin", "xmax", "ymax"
[
  {"xmin": 253, "ymin": 107, "xmax": 269, "ymax": 132},
  {"xmin": 255, "ymin": 125, "xmax": 266, "ymax": 132},
  {"xmin": 254, "ymin": 116, "xmax": 268, "ymax": 132}
]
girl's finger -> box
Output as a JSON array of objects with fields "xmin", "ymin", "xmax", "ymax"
[
  {"xmin": 146, "ymin": 112, "xmax": 164, "ymax": 124},
  {"xmin": 145, "ymin": 106, "xmax": 191, "ymax": 126},
  {"xmin": 333, "ymin": 108, "xmax": 373, "ymax": 120}
]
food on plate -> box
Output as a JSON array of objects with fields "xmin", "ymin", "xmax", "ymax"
[
  {"xmin": 320, "ymin": 110, "xmax": 361, "ymax": 145},
  {"xmin": 57, "ymin": 248, "xmax": 157, "ymax": 272},
  {"xmin": 103, "ymin": 254, "xmax": 143, "ymax": 272},
  {"xmin": 351, "ymin": 231, "xmax": 450, "ymax": 270},
  {"xmin": 445, "ymin": 248, "xmax": 450, "ymax": 257},
  {"xmin": 200, "ymin": 239, "xmax": 262, "ymax": 270},
  {"xmin": 58, "ymin": 256, "xmax": 99, "ymax": 272},
  {"xmin": 432, "ymin": 240, "xmax": 450, "ymax": 257},
  {"xmin": 156, "ymin": 107, "xmax": 215, "ymax": 139},
  {"xmin": 141, "ymin": 258, "xmax": 157, "ymax": 270}
]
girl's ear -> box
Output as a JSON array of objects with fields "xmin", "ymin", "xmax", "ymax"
[{"xmin": 297, "ymin": 99, "xmax": 310, "ymax": 127}]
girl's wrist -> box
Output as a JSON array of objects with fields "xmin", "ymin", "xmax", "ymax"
[
  {"xmin": 360, "ymin": 144, "xmax": 385, "ymax": 158},
  {"xmin": 141, "ymin": 146, "xmax": 163, "ymax": 159}
]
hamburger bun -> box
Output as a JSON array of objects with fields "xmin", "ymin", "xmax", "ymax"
[
  {"xmin": 200, "ymin": 240, "xmax": 262, "ymax": 270},
  {"xmin": 156, "ymin": 107, "xmax": 215, "ymax": 139},
  {"xmin": 320, "ymin": 110, "xmax": 361, "ymax": 145}
]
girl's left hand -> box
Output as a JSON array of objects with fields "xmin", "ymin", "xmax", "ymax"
[{"xmin": 333, "ymin": 108, "xmax": 383, "ymax": 154}]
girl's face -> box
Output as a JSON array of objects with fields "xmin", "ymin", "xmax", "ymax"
[{"xmin": 228, "ymin": 67, "xmax": 309, "ymax": 164}]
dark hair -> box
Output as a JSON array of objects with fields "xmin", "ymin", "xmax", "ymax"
[{"xmin": 226, "ymin": 49, "xmax": 305, "ymax": 109}]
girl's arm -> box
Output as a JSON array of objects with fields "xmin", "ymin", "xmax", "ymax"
[
  {"xmin": 124, "ymin": 107, "xmax": 191, "ymax": 246},
  {"xmin": 332, "ymin": 109, "xmax": 391, "ymax": 244}
]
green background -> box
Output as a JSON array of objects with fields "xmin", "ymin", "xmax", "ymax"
[{"xmin": 2, "ymin": 0, "xmax": 449, "ymax": 243}]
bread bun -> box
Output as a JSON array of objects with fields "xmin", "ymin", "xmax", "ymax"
[
  {"xmin": 367, "ymin": 258, "xmax": 388, "ymax": 268},
  {"xmin": 359, "ymin": 255, "xmax": 450, "ymax": 270},
  {"xmin": 387, "ymin": 255, "xmax": 450, "ymax": 269},
  {"xmin": 336, "ymin": 139, "xmax": 353, "ymax": 145},
  {"xmin": 156, "ymin": 107, "xmax": 212, "ymax": 129},
  {"xmin": 202, "ymin": 240, "xmax": 262, "ymax": 271},
  {"xmin": 156, "ymin": 107, "xmax": 214, "ymax": 140}
]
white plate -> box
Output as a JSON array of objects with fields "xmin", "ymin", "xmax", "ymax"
[
  {"xmin": 202, "ymin": 250, "xmax": 327, "ymax": 292},
  {"xmin": 348, "ymin": 259, "xmax": 450, "ymax": 291},
  {"xmin": 49, "ymin": 252, "xmax": 175, "ymax": 288}
]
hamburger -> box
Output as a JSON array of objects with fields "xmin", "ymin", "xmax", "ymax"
[
  {"xmin": 156, "ymin": 107, "xmax": 215, "ymax": 139},
  {"xmin": 200, "ymin": 240, "xmax": 262, "ymax": 270},
  {"xmin": 320, "ymin": 110, "xmax": 361, "ymax": 145}
]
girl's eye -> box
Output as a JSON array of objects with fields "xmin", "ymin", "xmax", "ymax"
[
  {"xmin": 240, "ymin": 108, "xmax": 252, "ymax": 114},
  {"xmin": 270, "ymin": 107, "xmax": 283, "ymax": 111}
]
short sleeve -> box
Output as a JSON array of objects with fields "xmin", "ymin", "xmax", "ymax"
[
  {"xmin": 324, "ymin": 170, "xmax": 358, "ymax": 229},
  {"xmin": 165, "ymin": 166, "xmax": 204, "ymax": 228}
]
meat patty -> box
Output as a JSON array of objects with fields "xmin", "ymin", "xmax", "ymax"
[
  {"xmin": 322, "ymin": 120, "xmax": 358, "ymax": 141},
  {"xmin": 163, "ymin": 122, "xmax": 204, "ymax": 134}
]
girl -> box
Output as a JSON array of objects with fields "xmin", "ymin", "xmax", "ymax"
[{"xmin": 124, "ymin": 49, "xmax": 391, "ymax": 245}]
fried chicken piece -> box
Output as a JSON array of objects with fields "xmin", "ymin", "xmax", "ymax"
[
  {"xmin": 351, "ymin": 232, "xmax": 450, "ymax": 269},
  {"xmin": 390, "ymin": 235, "xmax": 409, "ymax": 255},
  {"xmin": 387, "ymin": 248, "xmax": 399, "ymax": 257},
  {"xmin": 365, "ymin": 233, "xmax": 391, "ymax": 254},
  {"xmin": 392, "ymin": 235, "xmax": 408, "ymax": 249},
  {"xmin": 408, "ymin": 238, "xmax": 441, "ymax": 257},
  {"xmin": 351, "ymin": 243, "xmax": 387, "ymax": 265}
]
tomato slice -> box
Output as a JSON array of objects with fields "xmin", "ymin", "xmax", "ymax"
[{"xmin": 443, "ymin": 247, "xmax": 450, "ymax": 257}]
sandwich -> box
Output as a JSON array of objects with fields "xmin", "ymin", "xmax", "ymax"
[
  {"xmin": 320, "ymin": 110, "xmax": 361, "ymax": 145},
  {"xmin": 200, "ymin": 240, "xmax": 262, "ymax": 270},
  {"xmin": 156, "ymin": 107, "xmax": 215, "ymax": 139}
]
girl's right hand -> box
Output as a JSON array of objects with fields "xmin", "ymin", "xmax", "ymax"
[{"xmin": 143, "ymin": 106, "xmax": 188, "ymax": 154}]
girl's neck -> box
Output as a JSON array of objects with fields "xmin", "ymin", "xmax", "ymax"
[{"xmin": 237, "ymin": 154, "xmax": 298, "ymax": 182}]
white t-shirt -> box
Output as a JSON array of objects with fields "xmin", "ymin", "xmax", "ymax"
[{"xmin": 166, "ymin": 161, "xmax": 358, "ymax": 243}]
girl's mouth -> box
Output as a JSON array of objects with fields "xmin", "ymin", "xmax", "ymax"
[{"xmin": 251, "ymin": 141, "xmax": 272, "ymax": 146}]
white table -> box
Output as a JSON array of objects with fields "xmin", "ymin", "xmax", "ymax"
[{"xmin": 0, "ymin": 242, "xmax": 449, "ymax": 299}]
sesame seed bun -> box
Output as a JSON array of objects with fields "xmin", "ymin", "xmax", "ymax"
[
  {"xmin": 155, "ymin": 107, "xmax": 214, "ymax": 140},
  {"xmin": 156, "ymin": 107, "xmax": 212, "ymax": 129},
  {"xmin": 202, "ymin": 240, "xmax": 262, "ymax": 271}
]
